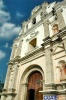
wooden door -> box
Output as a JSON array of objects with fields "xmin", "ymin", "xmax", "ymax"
[
  {"xmin": 36, "ymin": 87, "xmax": 43, "ymax": 100},
  {"xmin": 28, "ymin": 71, "xmax": 43, "ymax": 100}
]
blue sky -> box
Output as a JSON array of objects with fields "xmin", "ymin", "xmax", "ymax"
[{"xmin": 0, "ymin": 0, "xmax": 62, "ymax": 83}]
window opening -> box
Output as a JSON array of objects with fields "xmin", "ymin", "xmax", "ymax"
[
  {"xmin": 26, "ymin": 24, "xmax": 28, "ymax": 30},
  {"xmin": 40, "ymin": 12, "xmax": 43, "ymax": 16},
  {"xmin": 28, "ymin": 38, "xmax": 36, "ymax": 52},
  {"xmin": 32, "ymin": 18, "xmax": 36, "ymax": 24}
]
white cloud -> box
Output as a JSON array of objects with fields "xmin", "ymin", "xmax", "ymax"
[
  {"xmin": 0, "ymin": 23, "xmax": 21, "ymax": 39},
  {"xmin": 0, "ymin": 0, "xmax": 5, "ymax": 9},
  {"xmin": 4, "ymin": 43, "xmax": 9, "ymax": 48},
  {"xmin": 0, "ymin": 50, "xmax": 6, "ymax": 60},
  {"xmin": 0, "ymin": 0, "xmax": 10, "ymax": 24},
  {"xmin": 16, "ymin": 11, "xmax": 25, "ymax": 18},
  {"xmin": 0, "ymin": 10, "xmax": 11, "ymax": 24},
  {"xmin": 0, "ymin": 0, "xmax": 21, "ymax": 40}
]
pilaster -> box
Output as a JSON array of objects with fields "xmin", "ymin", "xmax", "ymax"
[
  {"xmin": 45, "ymin": 47, "xmax": 54, "ymax": 84},
  {"xmin": 10, "ymin": 44, "xmax": 17, "ymax": 60},
  {"xmin": 4, "ymin": 62, "xmax": 19, "ymax": 100},
  {"xmin": 8, "ymin": 62, "xmax": 19, "ymax": 89},
  {"xmin": 43, "ymin": 20, "xmax": 50, "ymax": 38},
  {"xmin": 43, "ymin": 37, "xmax": 54, "ymax": 84},
  {"xmin": 3, "ymin": 65, "xmax": 11, "ymax": 91},
  {"xmin": 56, "ymin": 9, "xmax": 65, "ymax": 29},
  {"xmin": 41, "ymin": 37, "xmax": 56, "ymax": 95},
  {"xmin": 16, "ymin": 40, "xmax": 23, "ymax": 57}
]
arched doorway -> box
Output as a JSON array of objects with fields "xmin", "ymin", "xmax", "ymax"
[
  {"xmin": 18, "ymin": 65, "xmax": 44, "ymax": 100},
  {"xmin": 28, "ymin": 71, "xmax": 43, "ymax": 100}
]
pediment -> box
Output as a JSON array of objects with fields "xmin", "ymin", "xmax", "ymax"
[{"xmin": 52, "ymin": 43, "xmax": 64, "ymax": 55}]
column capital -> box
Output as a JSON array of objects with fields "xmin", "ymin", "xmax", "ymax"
[
  {"xmin": 42, "ymin": 36, "xmax": 52, "ymax": 48},
  {"xmin": 42, "ymin": 19, "xmax": 49, "ymax": 26}
]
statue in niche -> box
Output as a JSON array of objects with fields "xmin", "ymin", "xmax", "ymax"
[
  {"xmin": 52, "ymin": 24, "xmax": 59, "ymax": 34},
  {"xmin": 58, "ymin": 60, "xmax": 66, "ymax": 81}
]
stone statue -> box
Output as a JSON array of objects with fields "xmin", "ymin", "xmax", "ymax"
[{"xmin": 57, "ymin": 60, "xmax": 66, "ymax": 81}]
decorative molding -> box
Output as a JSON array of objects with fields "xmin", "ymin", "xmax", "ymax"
[
  {"xmin": 26, "ymin": 31, "xmax": 39, "ymax": 42},
  {"xmin": 30, "ymin": 31, "xmax": 38, "ymax": 37}
]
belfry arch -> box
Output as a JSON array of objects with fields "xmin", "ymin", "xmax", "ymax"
[{"xmin": 18, "ymin": 64, "xmax": 44, "ymax": 100}]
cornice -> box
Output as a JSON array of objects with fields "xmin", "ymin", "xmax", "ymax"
[
  {"xmin": 8, "ymin": 57, "xmax": 20, "ymax": 65},
  {"xmin": 27, "ymin": 5, "xmax": 47, "ymax": 23},
  {"xmin": 1, "ymin": 92, "xmax": 17, "ymax": 96},
  {"xmin": 42, "ymin": 12, "xmax": 53, "ymax": 22},
  {"xmin": 41, "ymin": 26, "xmax": 66, "ymax": 48},
  {"xmin": 20, "ymin": 47, "xmax": 45, "ymax": 65},
  {"xmin": 60, "ymin": 0, "xmax": 66, "ymax": 7},
  {"xmin": 51, "ymin": 26, "xmax": 66, "ymax": 40},
  {"xmin": 42, "ymin": 36, "xmax": 52, "ymax": 48},
  {"xmin": 9, "ymin": 47, "xmax": 45, "ymax": 66},
  {"xmin": 53, "ymin": 1, "xmax": 65, "ymax": 12},
  {"xmin": 8, "ymin": 60, "xmax": 14, "ymax": 66}
]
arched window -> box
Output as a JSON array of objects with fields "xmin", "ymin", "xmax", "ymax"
[
  {"xmin": 52, "ymin": 24, "xmax": 59, "ymax": 34},
  {"xmin": 32, "ymin": 18, "xmax": 36, "ymax": 25}
]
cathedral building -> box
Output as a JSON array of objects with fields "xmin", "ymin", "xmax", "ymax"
[{"xmin": 1, "ymin": 0, "xmax": 66, "ymax": 100}]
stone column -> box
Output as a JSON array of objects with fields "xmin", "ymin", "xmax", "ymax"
[
  {"xmin": 56, "ymin": 10, "xmax": 65, "ymax": 29},
  {"xmin": 16, "ymin": 40, "xmax": 23, "ymax": 57},
  {"xmin": 5, "ymin": 62, "xmax": 19, "ymax": 100},
  {"xmin": 45, "ymin": 46, "xmax": 54, "ymax": 84},
  {"xmin": 43, "ymin": 20, "xmax": 50, "ymax": 38}
]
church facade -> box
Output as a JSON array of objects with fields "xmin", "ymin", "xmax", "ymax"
[{"xmin": 1, "ymin": 0, "xmax": 66, "ymax": 100}]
